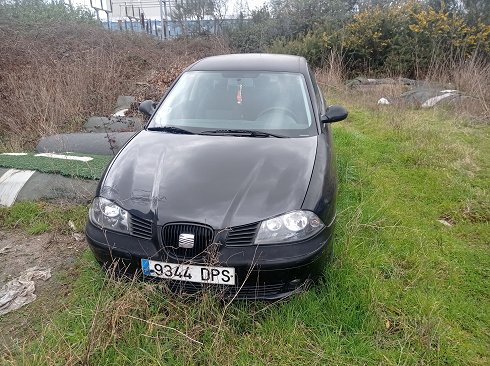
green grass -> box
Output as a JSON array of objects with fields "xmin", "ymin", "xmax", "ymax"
[
  {"xmin": 0, "ymin": 201, "xmax": 88, "ymax": 234},
  {"xmin": 0, "ymin": 153, "xmax": 112, "ymax": 180},
  {"xmin": 1, "ymin": 103, "xmax": 488, "ymax": 365}
]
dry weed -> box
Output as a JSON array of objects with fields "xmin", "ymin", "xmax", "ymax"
[
  {"xmin": 434, "ymin": 56, "xmax": 490, "ymax": 121},
  {"xmin": 0, "ymin": 21, "xmax": 229, "ymax": 151},
  {"xmin": 316, "ymin": 49, "xmax": 489, "ymax": 123},
  {"xmin": 316, "ymin": 50, "xmax": 347, "ymax": 97}
]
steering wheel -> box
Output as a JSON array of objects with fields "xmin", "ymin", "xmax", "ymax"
[{"xmin": 256, "ymin": 107, "xmax": 297, "ymax": 122}]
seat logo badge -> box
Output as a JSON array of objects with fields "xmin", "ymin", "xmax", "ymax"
[{"xmin": 179, "ymin": 233, "xmax": 195, "ymax": 248}]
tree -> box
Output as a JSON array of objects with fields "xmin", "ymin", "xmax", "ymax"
[
  {"xmin": 210, "ymin": 0, "xmax": 229, "ymax": 34},
  {"xmin": 171, "ymin": 0, "xmax": 231, "ymax": 35},
  {"xmin": 171, "ymin": 1, "xmax": 193, "ymax": 35},
  {"xmin": 461, "ymin": 0, "xmax": 490, "ymax": 25},
  {"xmin": 269, "ymin": 0, "xmax": 356, "ymax": 35}
]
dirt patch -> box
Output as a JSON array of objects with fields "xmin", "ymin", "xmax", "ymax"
[{"xmin": 0, "ymin": 230, "xmax": 85, "ymax": 348}]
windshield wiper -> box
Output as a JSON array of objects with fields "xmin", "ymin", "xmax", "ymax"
[
  {"xmin": 199, "ymin": 129, "xmax": 285, "ymax": 138},
  {"xmin": 147, "ymin": 126, "xmax": 194, "ymax": 135}
]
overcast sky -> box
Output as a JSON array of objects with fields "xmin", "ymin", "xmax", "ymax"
[{"xmin": 73, "ymin": 0, "xmax": 265, "ymax": 19}]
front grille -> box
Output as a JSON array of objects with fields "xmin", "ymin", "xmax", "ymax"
[
  {"xmin": 162, "ymin": 223, "xmax": 214, "ymax": 258},
  {"xmin": 168, "ymin": 281, "xmax": 286, "ymax": 299},
  {"xmin": 225, "ymin": 222, "xmax": 260, "ymax": 246},
  {"xmin": 130, "ymin": 216, "xmax": 153, "ymax": 240}
]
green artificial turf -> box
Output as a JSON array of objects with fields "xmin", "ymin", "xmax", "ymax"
[{"xmin": 0, "ymin": 153, "xmax": 112, "ymax": 180}]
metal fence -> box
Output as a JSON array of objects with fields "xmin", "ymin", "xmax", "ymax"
[
  {"xmin": 102, "ymin": 17, "xmax": 243, "ymax": 39},
  {"xmin": 90, "ymin": 0, "xmax": 246, "ymax": 39}
]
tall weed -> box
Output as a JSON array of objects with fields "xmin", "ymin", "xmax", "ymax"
[{"xmin": 0, "ymin": 21, "xmax": 229, "ymax": 150}]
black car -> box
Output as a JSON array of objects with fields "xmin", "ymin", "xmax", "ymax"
[{"xmin": 86, "ymin": 54, "xmax": 347, "ymax": 299}]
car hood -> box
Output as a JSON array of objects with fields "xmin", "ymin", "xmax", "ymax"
[{"xmin": 100, "ymin": 131, "xmax": 318, "ymax": 228}]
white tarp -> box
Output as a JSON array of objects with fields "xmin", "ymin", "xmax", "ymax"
[
  {"xmin": 0, "ymin": 267, "xmax": 51, "ymax": 316},
  {"xmin": 0, "ymin": 169, "xmax": 36, "ymax": 207},
  {"xmin": 421, "ymin": 92, "xmax": 458, "ymax": 108}
]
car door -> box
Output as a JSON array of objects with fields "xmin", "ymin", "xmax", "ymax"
[{"xmin": 302, "ymin": 67, "xmax": 337, "ymax": 224}]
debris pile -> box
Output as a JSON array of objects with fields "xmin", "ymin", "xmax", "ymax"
[
  {"xmin": 36, "ymin": 95, "xmax": 143, "ymax": 155},
  {"xmin": 377, "ymin": 88, "xmax": 466, "ymax": 108},
  {"xmin": 347, "ymin": 77, "xmax": 467, "ymax": 108},
  {"xmin": 0, "ymin": 267, "xmax": 51, "ymax": 316}
]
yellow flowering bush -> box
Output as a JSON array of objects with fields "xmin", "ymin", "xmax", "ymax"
[
  {"xmin": 268, "ymin": 1, "xmax": 489, "ymax": 77},
  {"xmin": 340, "ymin": 1, "xmax": 489, "ymax": 75},
  {"xmin": 408, "ymin": 6, "xmax": 490, "ymax": 53}
]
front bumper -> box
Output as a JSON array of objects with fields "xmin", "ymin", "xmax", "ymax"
[{"xmin": 85, "ymin": 221, "xmax": 334, "ymax": 300}]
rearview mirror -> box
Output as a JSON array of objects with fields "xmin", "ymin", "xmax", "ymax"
[
  {"xmin": 139, "ymin": 100, "xmax": 157, "ymax": 117},
  {"xmin": 321, "ymin": 105, "xmax": 348, "ymax": 123}
]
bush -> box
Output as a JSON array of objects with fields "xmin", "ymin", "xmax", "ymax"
[
  {"xmin": 242, "ymin": 1, "xmax": 490, "ymax": 78},
  {"xmin": 269, "ymin": 32, "xmax": 328, "ymax": 67},
  {"xmin": 0, "ymin": 0, "xmax": 93, "ymax": 24}
]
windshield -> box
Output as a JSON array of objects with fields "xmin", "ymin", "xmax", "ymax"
[{"xmin": 148, "ymin": 71, "xmax": 316, "ymax": 137}]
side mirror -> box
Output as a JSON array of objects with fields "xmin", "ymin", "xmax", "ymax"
[
  {"xmin": 321, "ymin": 105, "xmax": 348, "ymax": 123},
  {"xmin": 138, "ymin": 100, "xmax": 157, "ymax": 117}
]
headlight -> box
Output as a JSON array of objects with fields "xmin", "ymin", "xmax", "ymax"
[
  {"xmin": 89, "ymin": 197, "xmax": 130, "ymax": 234},
  {"xmin": 255, "ymin": 210, "xmax": 325, "ymax": 244}
]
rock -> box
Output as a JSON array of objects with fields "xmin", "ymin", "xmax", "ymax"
[{"xmin": 115, "ymin": 95, "xmax": 136, "ymax": 111}]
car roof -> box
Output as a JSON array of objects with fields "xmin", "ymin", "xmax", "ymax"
[{"xmin": 188, "ymin": 53, "xmax": 308, "ymax": 74}]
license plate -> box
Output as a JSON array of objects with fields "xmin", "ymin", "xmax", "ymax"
[{"xmin": 141, "ymin": 259, "xmax": 236, "ymax": 285}]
